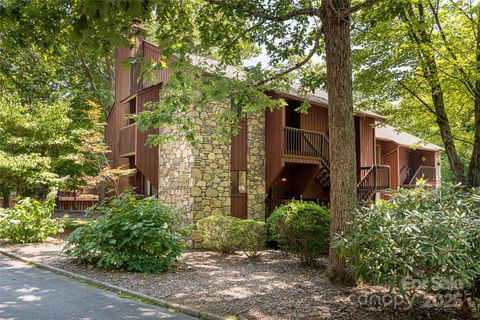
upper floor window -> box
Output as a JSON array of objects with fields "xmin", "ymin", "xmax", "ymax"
[{"xmin": 122, "ymin": 98, "xmax": 137, "ymax": 126}]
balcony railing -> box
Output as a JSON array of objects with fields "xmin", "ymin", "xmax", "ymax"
[
  {"xmin": 408, "ymin": 165, "xmax": 437, "ymax": 185},
  {"xmin": 119, "ymin": 123, "xmax": 136, "ymax": 157},
  {"xmin": 357, "ymin": 164, "xmax": 391, "ymax": 202},
  {"xmin": 283, "ymin": 127, "xmax": 329, "ymax": 166}
]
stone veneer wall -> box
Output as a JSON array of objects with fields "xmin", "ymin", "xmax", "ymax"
[
  {"xmin": 157, "ymin": 103, "xmax": 266, "ymax": 224},
  {"xmin": 157, "ymin": 128, "xmax": 195, "ymax": 221},
  {"xmin": 191, "ymin": 103, "xmax": 231, "ymax": 221},
  {"xmin": 247, "ymin": 111, "xmax": 266, "ymax": 220}
]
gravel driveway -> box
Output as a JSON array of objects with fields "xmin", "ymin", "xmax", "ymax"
[{"xmin": 0, "ymin": 237, "xmax": 466, "ymax": 320}]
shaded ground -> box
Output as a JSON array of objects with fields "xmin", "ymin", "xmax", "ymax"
[
  {"xmin": 0, "ymin": 254, "xmax": 195, "ymax": 320},
  {"xmin": 1, "ymin": 238, "xmax": 466, "ymax": 320}
]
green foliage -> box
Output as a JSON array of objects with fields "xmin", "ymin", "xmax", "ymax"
[
  {"xmin": 352, "ymin": 1, "xmax": 478, "ymax": 182},
  {"xmin": 267, "ymin": 201, "xmax": 330, "ymax": 266},
  {"xmin": 63, "ymin": 193, "xmax": 188, "ymax": 273},
  {"xmin": 197, "ymin": 215, "xmax": 267, "ymax": 257},
  {"xmin": 233, "ymin": 219, "xmax": 267, "ymax": 258},
  {"xmin": 0, "ymin": 1, "xmax": 118, "ymax": 112},
  {"xmin": 337, "ymin": 185, "xmax": 480, "ymax": 298},
  {"xmin": 197, "ymin": 215, "xmax": 241, "ymax": 254},
  {"xmin": 0, "ymin": 192, "xmax": 65, "ymax": 243},
  {"xmin": 0, "ymin": 94, "xmax": 105, "ymax": 198}
]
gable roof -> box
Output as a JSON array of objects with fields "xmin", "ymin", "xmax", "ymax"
[
  {"xmin": 376, "ymin": 124, "xmax": 443, "ymax": 151},
  {"xmin": 109, "ymin": 40, "xmax": 386, "ymax": 122},
  {"xmin": 185, "ymin": 51, "xmax": 386, "ymax": 120}
]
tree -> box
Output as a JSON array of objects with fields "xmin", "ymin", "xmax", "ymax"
[
  {"xmin": 0, "ymin": 0, "xmax": 117, "ymax": 115},
  {"xmin": 1, "ymin": 0, "xmax": 381, "ymax": 283},
  {"xmin": 0, "ymin": 95, "xmax": 104, "ymax": 202},
  {"xmin": 352, "ymin": 0, "xmax": 480, "ymax": 186},
  {"xmin": 137, "ymin": 0, "xmax": 381, "ymax": 283}
]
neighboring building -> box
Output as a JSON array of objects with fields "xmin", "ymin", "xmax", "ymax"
[
  {"xmin": 375, "ymin": 124, "xmax": 443, "ymax": 189},
  {"xmin": 105, "ymin": 36, "xmax": 441, "ymax": 222}
]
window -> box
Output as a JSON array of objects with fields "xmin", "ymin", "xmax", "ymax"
[
  {"xmin": 231, "ymin": 171, "xmax": 247, "ymax": 194},
  {"xmin": 125, "ymin": 98, "xmax": 136, "ymax": 125}
]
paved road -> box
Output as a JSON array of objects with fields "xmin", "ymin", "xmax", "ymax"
[{"xmin": 0, "ymin": 254, "xmax": 196, "ymax": 320}]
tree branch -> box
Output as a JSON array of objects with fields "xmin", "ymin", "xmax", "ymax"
[
  {"xmin": 341, "ymin": 0, "xmax": 382, "ymax": 16},
  {"xmin": 399, "ymin": 81, "xmax": 437, "ymax": 116},
  {"xmin": 224, "ymin": 19, "xmax": 266, "ymax": 50},
  {"xmin": 428, "ymin": 0, "xmax": 476, "ymax": 95},
  {"xmin": 79, "ymin": 56, "xmax": 105, "ymax": 111},
  {"xmin": 254, "ymin": 27, "xmax": 322, "ymax": 86},
  {"xmin": 204, "ymin": 0, "xmax": 321, "ymax": 21}
]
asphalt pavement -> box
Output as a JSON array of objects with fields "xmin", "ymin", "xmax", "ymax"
[{"xmin": 0, "ymin": 254, "xmax": 196, "ymax": 320}]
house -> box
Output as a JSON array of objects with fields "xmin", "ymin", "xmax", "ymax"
[
  {"xmin": 105, "ymin": 35, "xmax": 442, "ymax": 222},
  {"xmin": 375, "ymin": 124, "xmax": 442, "ymax": 190}
]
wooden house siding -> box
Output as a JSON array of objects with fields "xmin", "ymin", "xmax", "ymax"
[
  {"xmin": 230, "ymin": 119, "xmax": 248, "ymax": 218},
  {"xmin": 135, "ymin": 86, "xmax": 160, "ymax": 188},
  {"xmin": 359, "ymin": 117, "xmax": 375, "ymax": 172},
  {"xmin": 106, "ymin": 43, "xmax": 168, "ymax": 193},
  {"xmin": 230, "ymin": 119, "xmax": 248, "ymax": 171},
  {"xmin": 300, "ymin": 105, "xmax": 328, "ymax": 135},
  {"xmin": 265, "ymin": 108, "xmax": 285, "ymax": 191},
  {"xmin": 142, "ymin": 41, "xmax": 169, "ymax": 88},
  {"xmin": 412, "ymin": 149, "xmax": 435, "ymax": 168},
  {"xmin": 115, "ymin": 47, "xmax": 134, "ymax": 102},
  {"xmin": 377, "ymin": 140, "xmax": 399, "ymax": 189}
]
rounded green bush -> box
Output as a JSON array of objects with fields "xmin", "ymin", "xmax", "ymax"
[
  {"xmin": 197, "ymin": 215, "xmax": 240, "ymax": 253},
  {"xmin": 63, "ymin": 193, "xmax": 188, "ymax": 273},
  {"xmin": 197, "ymin": 215, "xmax": 267, "ymax": 257},
  {"xmin": 232, "ymin": 219, "xmax": 267, "ymax": 258},
  {"xmin": 267, "ymin": 201, "xmax": 330, "ymax": 266}
]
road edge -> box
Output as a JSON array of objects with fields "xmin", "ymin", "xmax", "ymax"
[{"xmin": 0, "ymin": 249, "xmax": 230, "ymax": 320}]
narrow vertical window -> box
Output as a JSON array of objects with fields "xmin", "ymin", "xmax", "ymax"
[{"xmin": 231, "ymin": 170, "xmax": 247, "ymax": 194}]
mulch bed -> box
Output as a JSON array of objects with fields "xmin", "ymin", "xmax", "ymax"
[{"xmin": 0, "ymin": 237, "xmax": 467, "ymax": 320}]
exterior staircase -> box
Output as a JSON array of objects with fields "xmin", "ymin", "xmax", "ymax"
[{"xmin": 286, "ymin": 126, "xmax": 390, "ymax": 202}]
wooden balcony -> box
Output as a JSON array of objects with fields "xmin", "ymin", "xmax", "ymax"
[
  {"xmin": 119, "ymin": 123, "xmax": 136, "ymax": 157},
  {"xmin": 406, "ymin": 165, "xmax": 437, "ymax": 186},
  {"xmin": 283, "ymin": 126, "xmax": 329, "ymax": 166}
]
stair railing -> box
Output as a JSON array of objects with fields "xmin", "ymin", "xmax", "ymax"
[
  {"xmin": 284, "ymin": 127, "xmax": 330, "ymax": 168},
  {"xmin": 357, "ymin": 164, "xmax": 391, "ymax": 202}
]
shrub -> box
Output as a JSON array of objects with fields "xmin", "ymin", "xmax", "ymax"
[
  {"xmin": 0, "ymin": 192, "xmax": 65, "ymax": 243},
  {"xmin": 197, "ymin": 215, "xmax": 267, "ymax": 257},
  {"xmin": 267, "ymin": 201, "xmax": 330, "ymax": 266},
  {"xmin": 63, "ymin": 193, "xmax": 188, "ymax": 273},
  {"xmin": 337, "ymin": 185, "xmax": 480, "ymax": 307},
  {"xmin": 233, "ymin": 219, "xmax": 267, "ymax": 258},
  {"xmin": 197, "ymin": 215, "xmax": 240, "ymax": 253}
]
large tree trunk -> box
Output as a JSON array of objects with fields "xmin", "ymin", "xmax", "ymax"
[
  {"xmin": 322, "ymin": 0, "xmax": 357, "ymax": 285},
  {"xmin": 430, "ymin": 79, "xmax": 468, "ymax": 185},
  {"xmin": 468, "ymin": 15, "xmax": 480, "ymax": 187}
]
